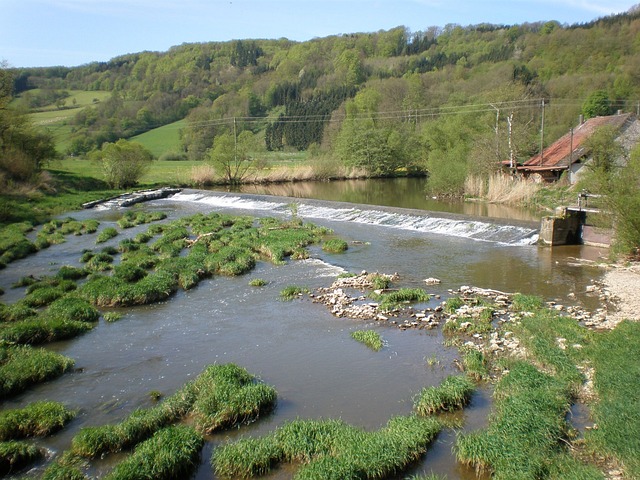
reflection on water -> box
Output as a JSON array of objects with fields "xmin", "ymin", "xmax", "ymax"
[{"xmin": 0, "ymin": 192, "xmax": 606, "ymax": 480}]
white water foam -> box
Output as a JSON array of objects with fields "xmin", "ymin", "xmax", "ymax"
[{"xmin": 168, "ymin": 192, "xmax": 539, "ymax": 245}]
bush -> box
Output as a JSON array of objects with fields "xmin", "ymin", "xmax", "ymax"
[{"xmin": 91, "ymin": 139, "xmax": 154, "ymax": 189}]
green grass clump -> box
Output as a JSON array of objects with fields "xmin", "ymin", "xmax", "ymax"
[
  {"xmin": 36, "ymin": 218, "xmax": 100, "ymax": 247},
  {"xmin": 0, "ymin": 401, "xmax": 75, "ymax": 440},
  {"xmin": 213, "ymin": 415, "xmax": 441, "ymax": 479},
  {"xmin": 280, "ymin": 285, "xmax": 310, "ymax": 301},
  {"xmin": 71, "ymin": 363, "xmax": 275, "ymax": 458},
  {"xmin": 443, "ymin": 296, "xmax": 465, "ymax": 314},
  {"xmin": 113, "ymin": 263, "xmax": 148, "ymax": 283},
  {"xmin": 462, "ymin": 348, "xmax": 488, "ymax": 380},
  {"xmin": 56, "ymin": 266, "xmax": 88, "ymax": 281},
  {"xmin": 0, "ymin": 345, "xmax": 75, "ymax": 399},
  {"xmin": 103, "ymin": 312, "xmax": 123, "ymax": 323},
  {"xmin": 455, "ymin": 361, "xmax": 583, "ymax": 479},
  {"xmin": 0, "ymin": 303, "xmax": 36, "ymax": 322},
  {"xmin": 96, "ymin": 227, "xmax": 118, "ymax": 244},
  {"xmin": 322, "ymin": 238, "xmax": 348, "ymax": 253},
  {"xmin": 41, "ymin": 451, "xmax": 87, "ymax": 480},
  {"xmin": 351, "ymin": 330, "xmax": 384, "ymax": 351},
  {"xmin": 374, "ymin": 288, "xmax": 430, "ymax": 311},
  {"xmin": 22, "ymin": 286, "xmax": 65, "ymax": 308},
  {"xmin": 369, "ymin": 273, "xmax": 392, "ymax": 290},
  {"xmin": 104, "ymin": 425, "xmax": 203, "ymax": 480},
  {"xmin": 0, "ymin": 222, "xmax": 36, "ymax": 266},
  {"xmin": 249, "ymin": 278, "xmax": 267, "ymax": 287},
  {"xmin": 190, "ymin": 364, "xmax": 277, "ymax": 434},
  {"xmin": 511, "ymin": 293, "xmax": 545, "ymax": 312},
  {"xmin": 117, "ymin": 211, "xmax": 167, "ymax": 229},
  {"xmin": 0, "ymin": 440, "xmax": 42, "ymax": 476},
  {"xmin": 79, "ymin": 271, "xmax": 176, "ymax": 307},
  {"xmin": 414, "ymin": 375, "xmax": 475, "ymax": 416},
  {"xmin": 0, "ymin": 317, "xmax": 93, "ymax": 344},
  {"xmin": 46, "ymin": 297, "xmax": 100, "ymax": 323},
  {"xmin": 586, "ymin": 321, "xmax": 640, "ymax": 478}
]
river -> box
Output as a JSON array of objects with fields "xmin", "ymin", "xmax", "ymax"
[{"xmin": 0, "ymin": 183, "xmax": 608, "ymax": 479}]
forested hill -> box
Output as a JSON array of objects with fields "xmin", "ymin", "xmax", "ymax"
[{"xmin": 10, "ymin": 7, "xmax": 640, "ymax": 182}]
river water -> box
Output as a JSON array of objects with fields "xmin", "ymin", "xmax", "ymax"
[{"xmin": 0, "ymin": 184, "xmax": 608, "ymax": 479}]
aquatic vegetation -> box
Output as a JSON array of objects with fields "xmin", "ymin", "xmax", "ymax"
[
  {"xmin": 36, "ymin": 218, "xmax": 100, "ymax": 249},
  {"xmin": 56, "ymin": 266, "xmax": 88, "ymax": 281},
  {"xmin": 373, "ymin": 288, "xmax": 430, "ymax": 311},
  {"xmin": 0, "ymin": 345, "xmax": 74, "ymax": 399},
  {"xmin": 321, "ymin": 238, "xmax": 348, "ymax": 253},
  {"xmin": 96, "ymin": 227, "xmax": 118, "ymax": 244},
  {"xmin": 21, "ymin": 286, "xmax": 65, "ymax": 308},
  {"xmin": 280, "ymin": 285, "xmax": 310, "ymax": 300},
  {"xmin": 249, "ymin": 278, "xmax": 267, "ymax": 287},
  {"xmin": 414, "ymin": 375, "xmax": 475, "ymax": 416},
  {"xmin": 0, "ymin": 401, "xmax": 75, "ymax": 440},
  {"xmin": 443, "ymin": 296, "xmax": 465, "ymax": 314},
  {"xmin": 103, "ymin": 312, "xmax": 123, "ymax": 323},
  {"xmin": 41, "ymin": 452, "xmax": 86, "ymax": 480},
  {"xmin": 117, "ymin": 210, "xmax": 167, "ymax": 229},
  {"xmin": 511, "ymin": 293, "xmax": 545, "ymax": 312},
  {"xmin": 0, "ymin": 303, "xmax": 36, "ymax": 322},
  {"xmin": 350, "ymin": 330, "xmax": 384, "ymax": 351},
  {"xmin": 104, "ymin": 425, "xmax": 203, "ymax": 480},
  {"xmin": 46, "ymin": 297, "xmax": 100, "ymax": 323},
  {"xmin": 71, "ymin": 363, "xmax": 275, "ymax": 457},
  {"xmin": 0, "ymin": 440, "xmax": 42, "ymax": 476},
  {"xmin": 0, "ymin": 317, "xmax": 93, "ymax": 345},
  {"xmin": 462, "ymin": 348, "xmax": 488, "ymax": 380},
  {"xmin": 213, "ymin": 414, "xmax": 441, "ymax": 479},
  {"xmin": 455, "ymin": 361, "xmax": 583, "ymax": 478},
  {"xmin": 0, "ymin": 222, "xmax": 37, "ymax": 267}
]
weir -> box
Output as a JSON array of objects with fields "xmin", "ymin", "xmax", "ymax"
[{"xmin": 169, "ymin": 190, "xmax": 541, "ymax": 246}]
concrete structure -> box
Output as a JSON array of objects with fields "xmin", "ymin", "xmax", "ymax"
[{"xmin": 539, "ymin": 206, "xmax": 613, "ymax": 247}]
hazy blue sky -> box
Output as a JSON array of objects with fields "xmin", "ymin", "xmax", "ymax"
[{"xmin": 1, "ymin": 0, "xmax": 635, "ymax": 68}]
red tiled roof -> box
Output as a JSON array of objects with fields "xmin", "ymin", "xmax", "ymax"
[{"xmin": 522, "ymin": 113, "xmax": 632, "ymax": 169}]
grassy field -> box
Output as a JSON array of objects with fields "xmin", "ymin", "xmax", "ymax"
[
  {"xmin": 131, "ymin": 119, "xmax": 186, "ymax": 158},
  {"xmin": 25, "ymin": 90, "xmax": 111, "ymax": 153},
  {"xmin": 50, "ymin": 157, "xmax": 202, "ymax": 187}
]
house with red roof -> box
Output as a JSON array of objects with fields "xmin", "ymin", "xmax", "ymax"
[{"xmin": 516, "ymin": 113, "xmax": 640, "ymax": 182}]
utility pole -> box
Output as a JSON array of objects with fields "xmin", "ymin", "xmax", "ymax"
[
  {"xmin": 233, "ymin": 117, "xmax": 238, "ymax": 166},
  {"xmin": 490, "ymin": 103, "xmax": 500, "ymax": 161},
  {"xmin": 539, "ymin": 99, "xmax": 545, "ymax": 166},
  {"xmin": 508, "ymin": 112, "xmax": 514, "ymax": 169}
]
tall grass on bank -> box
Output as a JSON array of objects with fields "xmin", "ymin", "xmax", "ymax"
[
  {"xmin": 350, "ymin": 330, "xmax": 384, "ymax": 351},
  {"xmin": 587, "ymin": 321, "xmax": 640, "ymax": 478},
  {"xmin": 465, "ymin": 173, "xmax": 542, "ymax": 205},
  {"xmin": 0, "ymin": 440, "xmax": 42, "ymax": 476},
  {"xmin": 414, "ymin": 375, "xmax": 475, "ymax": 416},
  {"xmin": 104, "ymin": 425, "xmax": 203, "ymax": 480},
  {"xmin": 71, "ymin": 364, "xmax": 275, "ymax": 458},
  {"xmin": 213, "ymin": 415, "xmax": 441, "ymax": 479},
  {"xmin": 0, "ymin": 345, "xmax": 75, "ymax": 399},
  {"xmin": 0, "ymin": 401, "xmax": 75, "ymax": 440},
  {"xmin": 456, "ymin": 306, "xmax": 601, "ymax": 479}
]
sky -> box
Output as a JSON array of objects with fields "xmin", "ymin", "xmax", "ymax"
[{"xmin": 1, "ymin": 0, "xmax": 636, "ymax": 68}]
